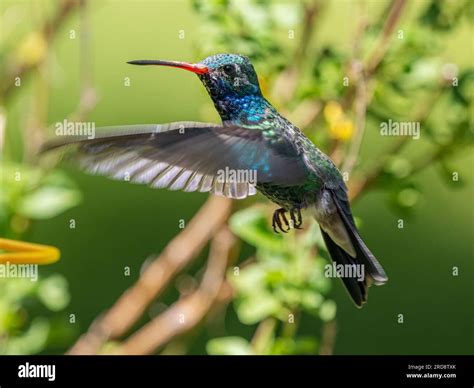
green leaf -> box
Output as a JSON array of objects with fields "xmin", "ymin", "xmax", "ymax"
[
  {"xmin": 293, "ymin": 337, "xmax": 319, "ymax": 355},
  {"xmin": 1, "ymin": 278, "xmax": 37, "ymax": 304},
  {"xmin": 206, "ymin": 337, "xmax": 253, "ymax": 355},
  {"xmin": 229, "ymin": 207, "xmax": 285, "ymax": 252},
  {"xmin": 301, "ymin": 290, "xmax": 324, "ymax": 310},
  {"xmin": 229, "ymin": 264, "xmax": 266, "ymax": 294},
  {"xmin": 275, "ymin": 286, "xmax": 302, "ymax": 307},
  {"xmin": 319, "ymin": 300, "xmax": 337, "ymax": 322},
  {"xmin": 308, "ymin": 262, "xmax": 332, "ymax": 294},
  {"xmin": 271, "ymin": 4, "xmax": 299, "ymax": 27},
  {"xmin": 271, "ymin": 337, "xmax": 318, "ymax": 355},
  {"xmin": 37, "ymin": 275, "xmax": 70, "ymax": 312},
  {"xmin": 236, "ymin": 292, "xmax": 281, "ymax": 325},
  {"xmin": 397, "ymin": 188, "xmax": 420, "ymax": 208},
  {"xmin": 17, "ymin": 185, "xmax": 81, "ymax": 219},
  {"xmin": 385, "ymin": 157, "xmax": 412, "ymax": 179},
  {"xmin": 2, "ymin": 317, "xmax": 50, "ymax": 355}
]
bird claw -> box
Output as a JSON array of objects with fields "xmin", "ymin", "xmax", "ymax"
[
  {"xmin": 272, "ymin": 207, "xmax": 302, "ymax": 233},
  {"xmin": 272, "ymin": 208, "xmax": 290, "ymax": 233},
  {"xmin": 290, "ymin": 207, "xmax": 303, "ymax": 229}
]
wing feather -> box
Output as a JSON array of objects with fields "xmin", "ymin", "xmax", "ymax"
[{"xmin": 42, "ymin": 121, "xmax": 309, "ymax": 199}]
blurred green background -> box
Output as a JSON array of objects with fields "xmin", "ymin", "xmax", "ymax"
[{"xmin": 1, "ymin": 0, "xmax": 473, "ymax": 355}]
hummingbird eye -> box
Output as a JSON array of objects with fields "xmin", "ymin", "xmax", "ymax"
[{"xmin": 222, "ymin": 64, "xmax": 235, "ymax": 75}]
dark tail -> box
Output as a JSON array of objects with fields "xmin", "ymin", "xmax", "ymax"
[{"xmin": 321, "ymin": 190, "xmax": 388, "ymax": 308}]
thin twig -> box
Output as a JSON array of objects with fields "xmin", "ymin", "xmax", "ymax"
[
  {"xmin": 340, "ymin": 2, "xmax": 370, "ymax": 173},
  {"xmin": 1, "ymin": 0, "xmax": 80, "ymax": 100},
  {"xmin": 114, "ymin": 228, "xmax": 236, "ymax": 355},
  {"xmin": 295, "ymin": 0, "xmax": 322, "ymax": 66},
  {"xmin": 365, "ymin": 0, "xmax": 407, "ymax": 77},
  {"xmin": 71, "ymin": 0, "xmax": 98, "ymax": 123},
  {"xmin": 341, "ymin": 65, "xmax": 367, "ymax": 174},
  {"xmin": 352, "ymin": 2, "xmax": 369, "ymax": 59},
  {"xmin": 271, "ymin": 0, "xmax": 321, "ymax": 105},
  {"xmin": 334, "ymin": 0, "xmax": 406, "ymax": 169},
  {"xmin": 348, "ymin": 87, "xmax": 446, "ymax": 201},
  {"xmin": 410, "ymin": 145, "xmax": 460, "ymax": 176},
  {"xmin": 319, "ymin": 320, "xmax": 337, "ymax": 355},
  {"xmin": 28, "ymin": 1, "xmax": 97, "ymax": 160},
  {"xmin": 0, "ymin": 108, "xmax": 6, "ymax": 156},
  {"xmin": 67, "ymin": 195, "xmax": 232, "ymax": 355},
  {"xmin": 348, "ymin": 136, "xmax": 407, "ymax": 201},
  {"xmin": 251, "ymin": 318, "xmax": 277, "ymax": 354}
]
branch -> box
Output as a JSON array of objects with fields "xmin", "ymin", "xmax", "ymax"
[
  {"xmin": 319, "ymin": 320, "xmax": 337, "ymax": 355},
  {"xmin": 365, "ymin": 0, "xmax": 407, "ymax": 77},
  {"xmin": 67, "ymin": 195, "xmax": 233, "ymax": 355},
  {"xmin": 70, "ymin": 0, "xmax": 97, "ymax": 123},
  {"xmin": 0, "ymin": 107, "xmax": 6, "ymax": 155},
  {"xmin": 334, "ymin": 0, "xmax": 407, "ymax": 169},
  {"xmin": 271, "ymin": 0, "xmax": 321, "ymax": 105},
  {"xmin": 114, "ymin": 228, "xmax": 236, "ymax": 355},
  {"xmin": 348, "ymin": 87, "xmax": 446, "ymax": 201},
  {"xmin": 1, "ymin": 0, "xmax": 81, "ymax": 100},
  {"xmin": 251, "ymin": 318, "xmax": 277, "ymax": 354},
  {"xmin": 341, "ymin": 65, "xmax": 368, "ymax": 173},
  {"xmin": 27, "ymin": 0, "xmax": 97, "ymax": 160},
  {"xmin": 410, "ymin": 143, "xmax": 462, "ymax": 176},
  {"xmin": 339, "ymin": 3, "xmax": 371, "ymax": 173},
  {"xmin": 348, "ymin": 136, "xmax": 407, "ymax": 201},
  {"xmin": 295, "ymin": 0, "xmax": 322, "ymax": 66}
]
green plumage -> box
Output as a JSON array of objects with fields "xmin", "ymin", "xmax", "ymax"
[{"xmin": 42, "ymin": 53, "xmax": 388, "ymax": 307}]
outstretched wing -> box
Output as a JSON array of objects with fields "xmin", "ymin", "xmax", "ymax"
[{"xmin": 42, "ymin": 121, "xmax": 310, "ymax": 199}]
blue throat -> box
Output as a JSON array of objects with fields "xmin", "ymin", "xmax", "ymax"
[{"xmin": 215, "ymin": 94, "xmax": 275, "ymax": 124}]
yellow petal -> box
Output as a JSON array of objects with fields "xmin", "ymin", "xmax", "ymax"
[
  {"xmin": 0, "ymin": 238, "xmax": 60, "ymax": 265},
  {"xmin": 330, "ymin": 119, "xmax": 354, "ymax": 141},
  {"xmin": 15, "ymin": 32, "xmax": 47, "ymax": 67},
  {"xmin": 323, "ymin": 101, "xmax": 343, "ymax": 124}
]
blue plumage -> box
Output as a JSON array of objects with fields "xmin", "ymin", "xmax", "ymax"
[{"xmin": 43, "ymin": 53, "xmax": 388, "ymax": 307}]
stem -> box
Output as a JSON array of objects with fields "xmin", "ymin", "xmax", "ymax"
[
  {"xmin": 341, "ymin": 69, "xmax": 368, "ymax": 173},
  {"xmin": 319, "ymin": 320, "xmax": 337, "ymax": 355},
  {"xmin": 348, "ymin": 87, "xmax": 446, "ymax": 201},
  {"xmin": 251, "ymin": 318, "xmax": 277, "ymax": 354},
  {"xmin": 1, "ymin": 0, "xmax": 80, "ymax": 101},
  {"xmin": 68, "ymin": 196, "xmax": 233, "ymax": 355},
  {"xmin": 366, "ymin": 0, "xmax": 407, "ymax": 77},
  {"xmin": 113, "ymin": 229, "xmax": 235, "ymax": 355},
  {"xmin": 271, "ymin": 0, "xmax": 321, "ymax": 105},
  {"xmin": 282, "ymin": 310, "xmax": 300, "ymax": 339}
]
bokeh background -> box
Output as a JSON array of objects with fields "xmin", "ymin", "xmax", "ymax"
[{"xmin": 1, "ymin": 0, "xmax": 473, "ymax": 355}]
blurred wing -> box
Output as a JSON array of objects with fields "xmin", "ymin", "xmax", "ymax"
[{"xmin": 42, "ymin": 121, "xmax": 309, "ymax": 199}]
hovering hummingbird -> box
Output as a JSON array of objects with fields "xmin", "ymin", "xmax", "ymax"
[{"xmin": 43, "ymin": 54, "xmax": 388, "ymax": 307}]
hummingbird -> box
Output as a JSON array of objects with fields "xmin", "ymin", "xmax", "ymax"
[{"xmin": 43, "ymin": 54, "xmax": 388, "ymax": 307}]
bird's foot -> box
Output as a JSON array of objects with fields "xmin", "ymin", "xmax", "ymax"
[
  {"xmin": 290, "ymin": 207, "xmax": 303, "ymax": 229},
  {"xmin": 272, "ymin": 208, "xmax": 290, "ymax": 233}
]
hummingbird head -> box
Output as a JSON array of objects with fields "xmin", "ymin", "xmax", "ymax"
[
  {"xmin": 128, "ymin": 54, "xmax": 264, "ymax": 121},
  {"xmin": 196, "ymin": 54, "xmax": 262, "ymax": 99}
]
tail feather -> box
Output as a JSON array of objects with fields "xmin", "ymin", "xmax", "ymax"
[
  {"xmin": 320, "ymin": 189, "xmax": 388, "ymax": 307},
  {"xmin": 321, "ymin": 228, "xmax": 367, "ymax": 307},
  {"xmin": 331, "ymin": 192, "xmax": 388, "ymax": 286}
]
